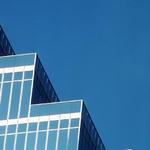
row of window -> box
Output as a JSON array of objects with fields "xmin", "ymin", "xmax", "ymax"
[
  {"xmin": 0, "ymin": 118, "xmax": 79, "ymax": 135},
  {"xmin": 0, "ymin": 128, "xmax": 79, "ymax": 150},
  {"xmin": 0, "ymin": 71, "xmax": 33, "ymax": 82}
]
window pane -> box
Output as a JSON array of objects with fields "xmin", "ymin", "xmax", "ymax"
[
  {"xmin": 4, "ymin": 73, "xmax": 12, "ymax": 81},
  {"xmin": 0, "ymin": 136, "xmax": 4, "ymax": 150},
  {"xmin": 60, "ymin": 119, "xmax": 69, "ymax": 128},
  {"xmin": 36, "ymin": 131, "xmax": 46, "ymax": 150},
  {"xmin": 47, "ymin": 130, "xmax": 57, "ymax": 150},
  {"xmin": 71, "ymin": 118, "xmax": 79, "ymax": 127},
  {"xmin": 0, "ymin": 83, "xmax": 11, "ymax": 120},
  {"xmin": 39, "ymin": 122, "xmax": 47, "ymax": 131},
  {"xmin": 14, "ymin": 72, "xmax": 22, "ymax": 80},
  {"xmin": 9, "ymin": 82, "xmax": 21, "ymax": 119},
  {"xmin": 68, "ymin": 128, "xmax": 79, "ymax": 150},
  {"xmin": 5, "ymin": 135, "xmax": 15, "ymax": 150},
  {"xmin": 7, "ymin": 125, "xmax": 16, "ymax": 133},
  {"xmin": 50, "ymin": 121, "xmax": 58, "ymax": 129},
  {"xmin": 28, "ymin": 123, "xmax": 37, "ymax": 131},
  {"xmin": 26, "ymin": 133, "xmax": 36, "ymax": 150},
  {"xmin": 20, "ymin": 81, "xmax": 32, "ymax": 117},
  {"xmin": 16, "ymin": 133, "xmax": 25, "ymax": 150},
  {"xmin": 58, "ymin": 130, "xmax": 68, "ymax": 150},
  {"xmin": 24, "ymin": 71, "xmax": 33, "ymax": 79},
  {"xmin": 0, "ymin": 126, "xmax": 5, "ymax": 134},
  {"xmin": 18, "ymin": 124, "xmax": 27, "ymax": 133}
]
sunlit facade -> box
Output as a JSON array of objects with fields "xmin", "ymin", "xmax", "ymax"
[{"xmin": 0, "ymin": 26, "xmax": 106, "ymax": 150}]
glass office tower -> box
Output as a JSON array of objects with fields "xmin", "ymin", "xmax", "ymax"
[{"xmin": 0, "ymin": 26, "xmax": 106, "ymax": 150}]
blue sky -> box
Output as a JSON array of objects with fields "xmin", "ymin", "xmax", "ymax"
[{"xmin": 1, "ymin": 0, "xmax": 150, "ymax": 149}]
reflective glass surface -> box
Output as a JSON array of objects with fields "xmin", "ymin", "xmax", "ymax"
[
  {"xmin": 30, "ymin": 100, "xmax": 82, "ymax": 117},
  {"xmin": 0, "ymin": 53, "xmax": 36, "ymax": 68}
]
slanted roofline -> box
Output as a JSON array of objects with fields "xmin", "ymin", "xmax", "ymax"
[{"xmin": 0, "ymin": 25, "xmax": 15, "ymax": 56}]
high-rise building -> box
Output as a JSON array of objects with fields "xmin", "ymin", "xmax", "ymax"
[{"xmin": 0, "ymin": 26, "xmax": 106, "ymax": 150}]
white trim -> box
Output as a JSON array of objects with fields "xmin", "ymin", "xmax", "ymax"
[
  {"xmin": 0, "ymin": 113, "xmax": 81, "ymax": 126},
  {"xmin": 0, "ymin": 127, "xmax": 79, "ymax": 137},
  {"xmin": 31, "ymin": 99, "xmax": 83, "ymax": 106},
  {"xmin": 44, "ymin": 116, "xmax": 50, "ymax": 150},
  {"xmin": 3, "ymin": 69, "xmax": 15, "ymax": 150},
  {"xmin": 0, "ymin": 65, "xmax": 34, "ymax": 74},
  {"xmin": 0, "ymin": 53, "xmax": 36, "ymax": 59},
  {"xmin": 24, "ymin": 53, "xmax": 36, "ymax": 150},
  {"xmin": 13, "ymin": 67, "xmax": 25, "ymax": 150}
]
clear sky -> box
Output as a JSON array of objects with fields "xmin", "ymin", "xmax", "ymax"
[{"xmin": 1, "ymin": 0, "xmax": 150, "ymax": 149}]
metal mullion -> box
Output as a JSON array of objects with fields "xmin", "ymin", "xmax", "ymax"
[
  {"xmin": 13, "ymin": 69, "xmax": 25, "ymax": 150},
  {"xmin": 3, "ymin": 70, "xmax": 15, "ymax": 150}
]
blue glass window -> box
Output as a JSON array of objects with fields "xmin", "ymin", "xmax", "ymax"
[
  {"xmin": 30, "ymin": 101, "xmax": 82, "ymax": 117},
  {"xmin": 47, "ymin": 131, "xmax": 57, "ymax": 149},
  {"xmin": 5, "ymin": 135, "xmax": 15, "ymax": 150},
  {"xmin": 60, "ymin": 119, "xmax": 69, "ymax": 128},
  {"xmin": 50, "ymin": 120, "xmax": 58, "ymax": 129},
  {"xmin": 71, "ymin": 118, "xmax": 79, "ymax": 127},
  {"xmin": 14, "ymin": 72, "xmax": 22, "ymax": 80},
  {"xmin": 7, "ymin": 125, "xmax": 16, "ymax": 133},
  {"xmin": 0, "ymin": 53, "xmax": 36, "ymax": 68},
  {"xmin": 9, "ymin": 82, "xmax": 21, "ymax": 119},
  {"xmin": 24, "ymin": 71, "xmax": 33, "ymax": 79},
  {"xmin": 68, "ymin": 128, "xmax": 79, "ymax": 150},
  {"xmin": 0, "ymin": 126, "xmax": 5, "ymax": 134},
  {"xmin": 26, "ymin": 133, "xmax": 36, "ymax": 150},
  {"xmin": 4, "ymin": 73, "xmax": 12, "ymax": 81},
  {"xmin": 36, "ymin": 132, "xmax": 46, "ymax": 150},
  {"xmin": 0, "ymin": 136, "xmax": 4, "ymax": 150},
  {"xmin": 16, "ymin": 133, "xmax": 25, "ymax": 150},
  {"xmin": 18, "ymin": 124, "xmax": 27, "ymax": 133},
  {"xmin": 20, "ymin": 81, "xmax": 32, "ymax": 117},
  {"xmin": 0, "ymin": 83, "xmax": 11, "ymax": 120},
  {"xmin": 39, "ymin": 122, "xmax": 47, "ymax": 130},
  {"xmin": 28, "ymin": 123, "xmax": 37, "ymax": 131},
  {"xmin": 0, "ymin": 74, "xmax": 2, "ymax": 82},
  {"xmin": 58, "ymin": 130, "xmax": 68, "ymax": 150}
]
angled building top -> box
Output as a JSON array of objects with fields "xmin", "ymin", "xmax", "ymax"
[{"xmin": 0, "ymin": 26, "xmax": 15, "ymax": 56}]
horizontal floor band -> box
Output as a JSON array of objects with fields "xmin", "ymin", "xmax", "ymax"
[
  {"xmin": 0, "ymin": 65, "xmax": 34, "ymax": 74},
  {"xmin": 0, "ymin": 112, "xmax": 81, "ymax": 126}
]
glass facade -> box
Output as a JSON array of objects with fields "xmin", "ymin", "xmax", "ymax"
[{"xmin": 0, "ymin": 26, "xmax": 106, "ymax": 150}]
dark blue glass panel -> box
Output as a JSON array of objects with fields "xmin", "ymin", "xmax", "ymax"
[
  {"xmin": 16, "ymin": 133, "xmax": 25, "ymax": 150},
  {"xmin": 37, "ymin": 131, "xmax": 46, "ymax": 150},
  {"xmin": 58, "ymin": 130, "xmax": 68, "ymax": 150},
  {"xmin": 20, "ymin": 81, "xmax": 32, "ymax": 117},
  {"xmin": 4, "ymin": 73, "xmax": 12, "ymax": 81},
  {"xmin": 26, "ymin": 133, "xmax": 36, "ymax": 150},
  {"xmin": 30, "ymin": 100, "xmax": 82, "ymax": 117},
  {"xmin": 0, "ymin": 83, "xmax": 11, "ymax": 120},
  {"xmin": 14, "ymin": 72, "xmax": 22, "ymax": 80},
  {"xmin": 5, "ymin": 135, "xmax": 15, "ymax": 150},
  {"xmin": 47, "ymin": 131, "xmax": 57, "ymax": 150},
  {"xmin": 0, "ymin": 53, "xmax": 36, "ymax": 68},
  {"xmin": 68, "ymin": 128, "xmax": 79, "ymax": 150},
  {"xmin": 9, "ymin": 82, "xmax": 21, "ymax": 119}
]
